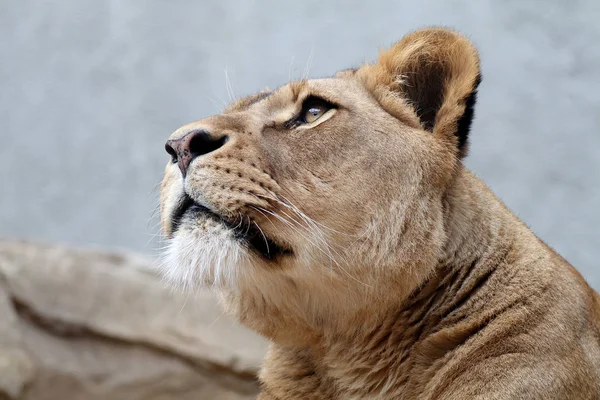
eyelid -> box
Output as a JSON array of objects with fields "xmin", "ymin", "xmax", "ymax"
[
  {"xmin": 299, "ymin": 95, "xmax": 338, "ymax": 112},
  {"xmin": 285, "ymin": 95, "xmax": 338, "ymax": 128}
]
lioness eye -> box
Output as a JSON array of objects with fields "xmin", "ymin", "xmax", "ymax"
[
  {"xmin": 304, "ymin": 106, "xmax": 326, "ymax": 123},
  {"xmin": 296, "ymin": 96, "xmax": 334, "ymax": 126}
]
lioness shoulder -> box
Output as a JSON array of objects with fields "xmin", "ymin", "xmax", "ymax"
[{"xmin": 160, "ymin": 28, "xmax": 600, "ymax": 399}]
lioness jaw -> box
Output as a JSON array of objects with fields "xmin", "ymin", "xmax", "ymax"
[{"xmin": 159, "ymin": 28, "xmax": 600, "ymax": 399}]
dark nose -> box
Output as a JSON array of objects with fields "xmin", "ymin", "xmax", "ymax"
[{"xmin": 165, "ymin": 130, "xmax": 228, "ymax": 177}]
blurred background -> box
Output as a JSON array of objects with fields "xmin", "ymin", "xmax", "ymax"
[{"xmin": 1, "ymin": 1, "xmax": 599, "ymax": 398}]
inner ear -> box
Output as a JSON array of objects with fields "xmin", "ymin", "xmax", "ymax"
[
  {"xmin": 374, "ymin": 28, "xmax": 481, "ymax": 157},
  {"xmin": 402, "ymin": 61, "xmax": 447, "ymax": 131}
]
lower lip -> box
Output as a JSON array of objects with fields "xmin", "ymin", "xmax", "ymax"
[{"xmin": 173, "ymin": 202, "xmax": 291, "ymax": 260}]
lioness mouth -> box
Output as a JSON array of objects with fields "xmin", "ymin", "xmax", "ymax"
[{"xmin": 171, "ymin": 194, "xmax": 292, "ymax": 260}]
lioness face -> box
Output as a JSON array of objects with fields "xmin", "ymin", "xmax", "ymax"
[{"xmin": 160, "ymin": 29, "xmax": 480, "ymax": 329}]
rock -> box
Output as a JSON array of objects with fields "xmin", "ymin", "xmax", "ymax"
[
  {"xmin": 0, "ymin": 279, "xmax": 36, "ymax": 400},
  {"xmin": 0, "ymin": 240, "xmax": 267, "ymax": 400}
]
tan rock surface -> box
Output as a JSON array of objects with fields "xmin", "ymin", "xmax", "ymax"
[{"xmin": 0, "ymin": 240, "xmax": 267, "ymax": 400}]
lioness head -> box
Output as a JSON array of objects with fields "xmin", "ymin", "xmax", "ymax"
[{"xmin": 160, "ymin": 28, "xmax": 481, "ymax": 341}]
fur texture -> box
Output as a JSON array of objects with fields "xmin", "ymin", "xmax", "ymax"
[{"xmin": 159, "ymin": 28, "xmax": 600, "ymax": 399}]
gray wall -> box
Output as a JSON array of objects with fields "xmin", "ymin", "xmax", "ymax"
[{"xmin": 1, "ymin": 1, "xmax": 599, "ymax": 286}]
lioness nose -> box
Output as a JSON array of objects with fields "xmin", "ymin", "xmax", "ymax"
[{"xmin": 165, "ymin": 130, "xmax": 228, "ymax": 177}]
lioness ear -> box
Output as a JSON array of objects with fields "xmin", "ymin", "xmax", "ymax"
[{"xmin": 364, "ymin": 28, "xmax": 481, "ymax": 158}]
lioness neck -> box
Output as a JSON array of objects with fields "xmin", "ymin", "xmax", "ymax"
[
  {"xmin": 263, "ymin": 166, "xmax": 539, "ymax": 394},
  {"xmin": 327, "ymin": 166, "xmax": 522, "ymax": 334}
]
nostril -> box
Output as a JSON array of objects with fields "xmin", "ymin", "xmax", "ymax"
[
  {"xmin": 165, "ymin": 142, "xmax": 178, "ymax": 163},
  {"xmin": 166, "ymin": 129, "xmax": 229, "ymax": 177},
  {"xmin": 188, "ymin": 133, "xmax": 229, "ymax": 158}
]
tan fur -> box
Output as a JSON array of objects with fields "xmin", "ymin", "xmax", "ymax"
[{"xmin": 160, "ymin": 28, "xmax": 600, "ymax": 399}]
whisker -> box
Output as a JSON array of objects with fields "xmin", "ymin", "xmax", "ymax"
[
  {"xmin": 253, "ymin": 221, "xmax": 270, "ymax": 256},
  {"xmin": 211, "ymin": 91, "xmax": 229, "ymax": 111},
  {"xmin": 302, "ymin": 46, "xmax": 315, "ymax": 80},
  {"xmin": 208, "ymin": 96, "xmax": 228, "ymax": 112},
  {"xmin": 255, "ymin": 190, "xmax": 357, "ymax": 238},
  {"xmin": 288, "ymin": 53, "xmax": 296, "ymax": 81},
  {"xmin": 277, "ymin": 191, "xmax": 359, "ymax": 238},
  {"xmin": 233, "ymin": 212, "xmax": 245, "ymax": 231},
  {"xmin": 251, "ymin": 201, "xmax": 370, "ymax": 287},
  {"xmin": 259, "ymin": 193, "xmax": 371, "ymax": 287},
  {"xmin": 224, "ymin": 63, "xmax": 235, "ymax": 101},
  {"xmin": 208, "ymin": 310, "xmax": 227, "ymax": 328}
]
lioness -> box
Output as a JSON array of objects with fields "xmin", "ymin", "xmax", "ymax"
[{"xmin": 160, "ymin": 28, "xmax": 600, "ymax": 399}]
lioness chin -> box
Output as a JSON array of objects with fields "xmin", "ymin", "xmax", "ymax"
[{"xmin": 159, "ymin": 28, "xmax": 600, "ymax": 399}]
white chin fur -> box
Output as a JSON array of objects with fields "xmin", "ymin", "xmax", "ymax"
[{"xmin": 158, "ymin": 221, "xmax": 251, "ymax": 290}]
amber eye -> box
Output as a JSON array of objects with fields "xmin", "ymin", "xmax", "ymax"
[
  {"xmin": 297, "ymin": 96, "xmax": 335, "ymax": 126},
  {"xmin": 304, "ymin": 105, "xmax": 326, "ymax": 123},
  {"xmin": 285, "ymin": 96, "xmax": 336, "ymax": 129}
]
